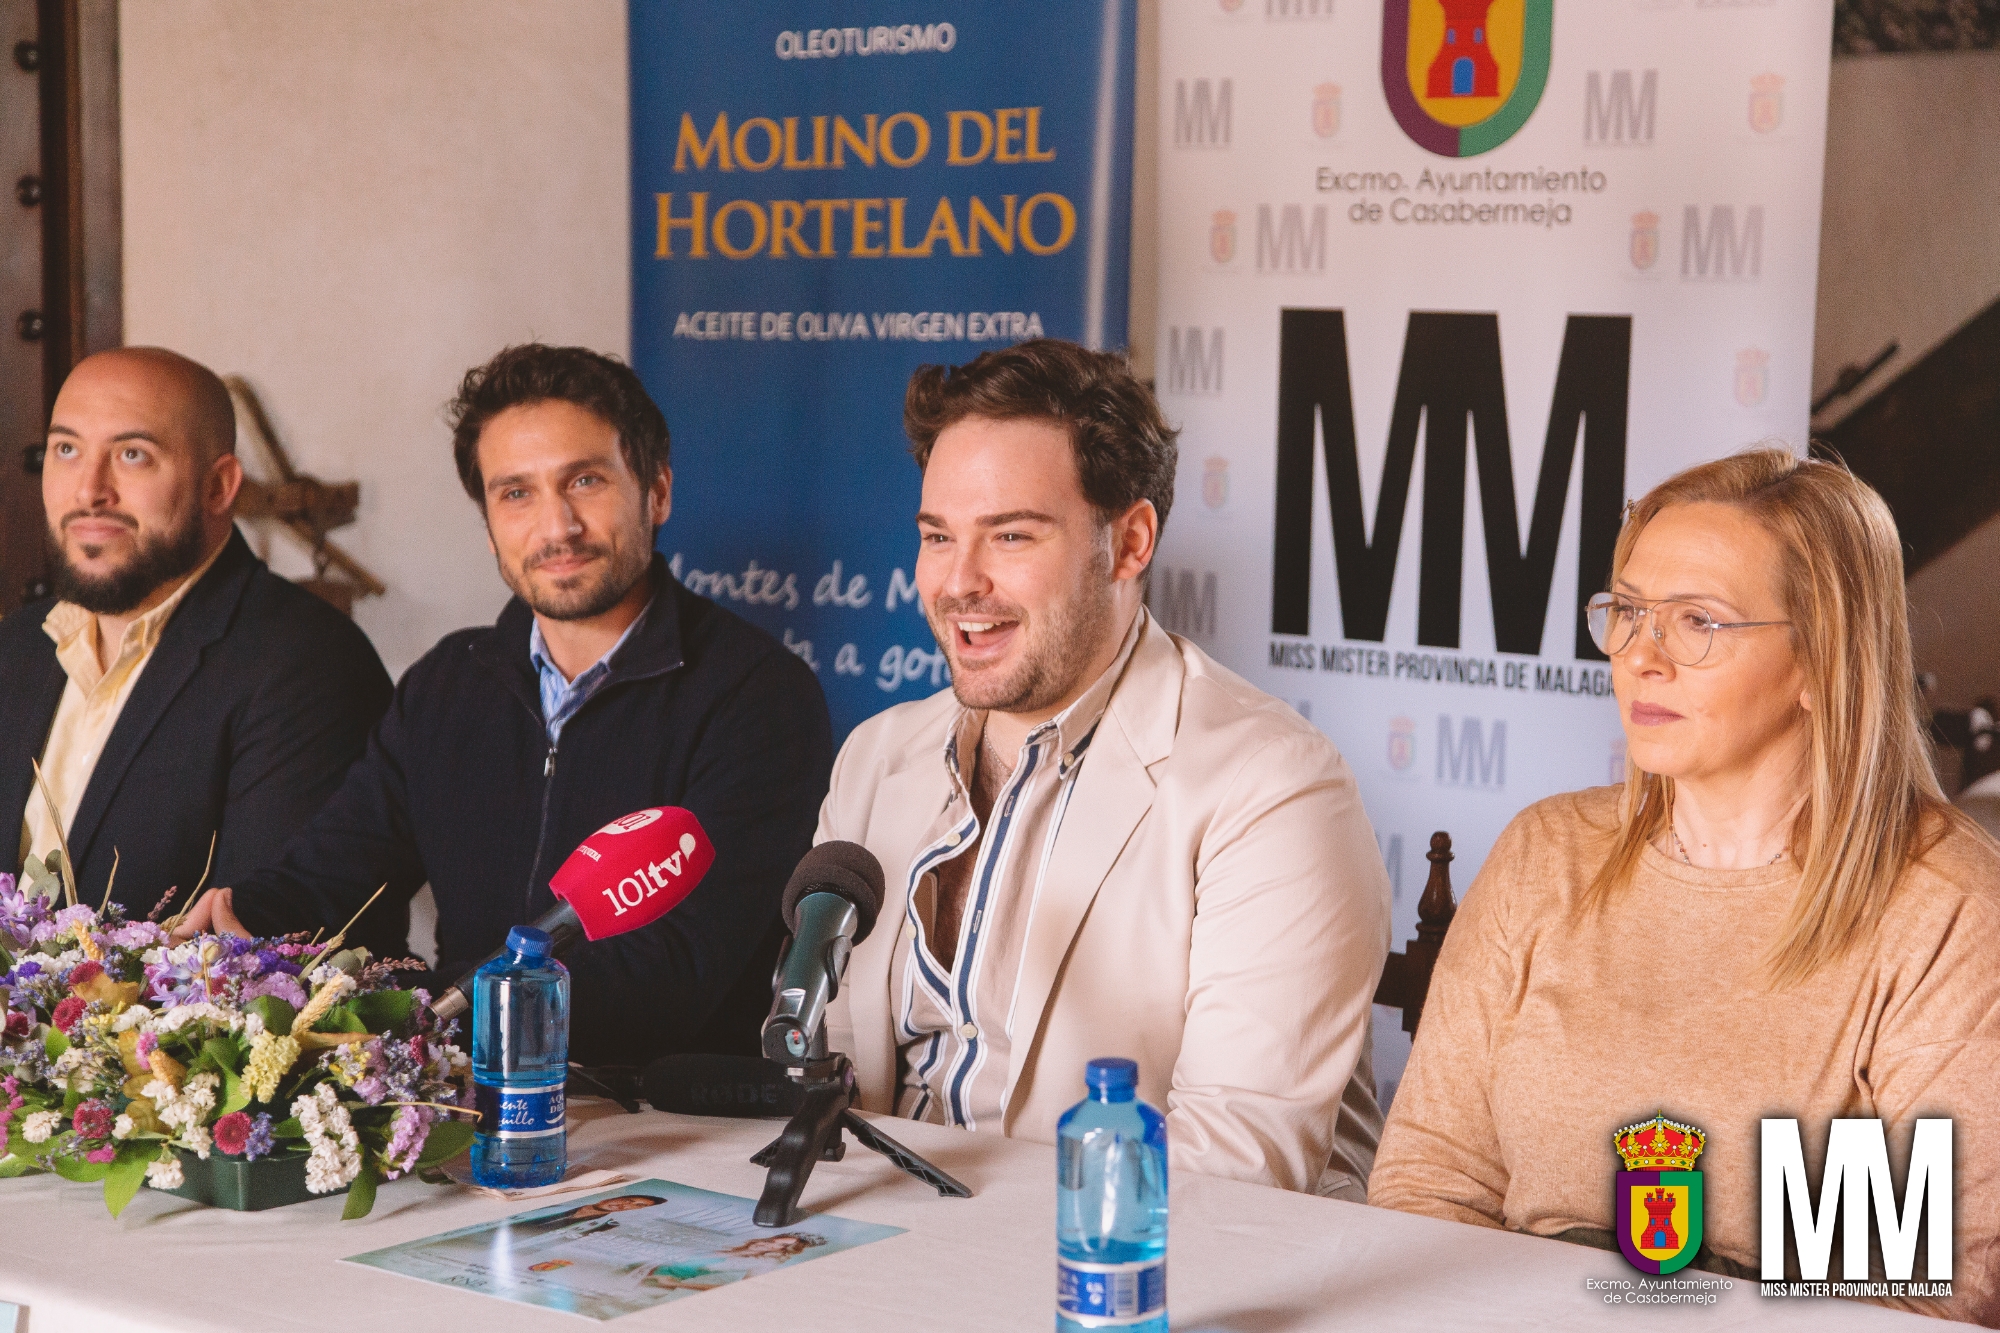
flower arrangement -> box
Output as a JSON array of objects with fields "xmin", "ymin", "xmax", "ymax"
[{"xmin": 0, "ymin": 864, "xmax": 475, "ymax": 1219}]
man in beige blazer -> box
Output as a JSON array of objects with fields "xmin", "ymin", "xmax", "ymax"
[{"xmin": 820, "ymin": 340, "xmax": 1391, "ymax": 1198}]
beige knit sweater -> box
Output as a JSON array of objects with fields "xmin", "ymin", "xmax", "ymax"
[{"xmin": 1371, "ymin": 786, "xmax": 2000, "ymax": 1325}]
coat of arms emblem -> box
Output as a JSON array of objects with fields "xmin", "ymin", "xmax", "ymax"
[
  {"xmin": 1749, "ymin": 73, "xmax": 1785, "ymax": 134},
  {"xmin": 1735, "ymin": 348, "xmax": 1770, "ymax": 408},
  {"xmin": 1388, "ymin": 716, "xmax": 1416, "ymax": 771},
  {"xmin": 1202, "ymin": 456, "xmax": 1230, "ymax": 509},
  {"xmin": 1629, "ymin": 212, "xmax": 1659, "ymax": 271},
  {"xmin": 1312, "ymin": 83, "xmax": 1342, "ymax": 138},
  {"xmin": 1210, "ymin": 209, "xmax": 1238, "ymax": 264},
  {"xmin": 1614, "ymin": 1114, "xmax": 1706, "ymax": 1275}
]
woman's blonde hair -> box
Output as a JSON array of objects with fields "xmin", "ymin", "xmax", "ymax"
[{"xmin": 1585, "ymin": 447, "xmax": 1956, "ymax": 984}]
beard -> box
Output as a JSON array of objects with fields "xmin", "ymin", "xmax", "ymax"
[
  {"xmin": 930, "ymin": 550, "xmax": 1119, "ymax": 716},
  {"xmin": 47, "ymin": 507, "xmax": 210, "ymax": 615},
  {"xmin": 502, "ymin": 535, "xmax": 653, "ymax": 622}
]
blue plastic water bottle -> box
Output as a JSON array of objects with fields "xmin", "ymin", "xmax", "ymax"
[
  {"xmin": 471, "ymin": 925, "xmax": 570, "ymax": 1188},
  {"xmin": 1057, "ymin": 1058, "xmax": 1168, "ymax": 1333}
]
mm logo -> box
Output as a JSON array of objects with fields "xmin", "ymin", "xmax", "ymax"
[
  {"xmin": 1270, "ymin": 309, "xmax": 1629, "ymax": 658},
  {"xmin": 1584, "ymin": 70, "xmax": 1657, "ymax": 144},
  {"xmin": 1762, "ymin": 1119, "xmax": 1952, "ymax": 1283},
  {"xmin": 1436, "ymin": 715, "xmax": 1505, "ymax": 787},
  {"xmin": 1681, "ymin": 205, "xmax": 1763, "ymax": 280},
  {"xmin": 1174, "ymin": 78, "xmax": 1232, "ymax": 148},
  {"xmin": 1268, "ymin": 0, "xmax": 1335, "ymax": 16},
  {"xmin": 1166, "ymin": 327, "xmax": 1225, "ymax": 395},
  {"xmin": 1382, "ymin": 0, "xmax": 1552, "ymax": 157},
  {"xmin": 1150, "ymin": 567, "xmax": 1218, "ymax": 639},
  {"xmin": 1257, "ymin": 204, "xmax": 1327, "ymax": 272}
]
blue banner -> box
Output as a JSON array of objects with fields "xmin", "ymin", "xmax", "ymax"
[{"xmin": 630, "ymin": 1, "xmax": 1135, "ymax": 740}]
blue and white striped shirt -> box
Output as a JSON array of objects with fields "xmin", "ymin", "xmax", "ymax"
[{"xmin": 890, "ymin": 612, "xmax": 1144, "ymax": 1131}]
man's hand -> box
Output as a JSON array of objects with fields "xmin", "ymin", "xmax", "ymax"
[{"xmin": 170, "ymin": 887, "xmax": 251, "ymax": 943}]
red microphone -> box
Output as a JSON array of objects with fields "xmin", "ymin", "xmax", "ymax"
[{"xmin": 428, "ymin": 807, "xmax": 715, "ymax": 1021}]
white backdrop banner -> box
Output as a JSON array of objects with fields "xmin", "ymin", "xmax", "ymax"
[{"xmin": 1151, "ymin": 0, "xmax": 1831, "ymax": 1072}]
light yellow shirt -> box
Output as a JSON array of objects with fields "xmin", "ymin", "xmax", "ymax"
[{"xmin": 20, "ymin": 541, "xmax": 226, "ymax": 868}]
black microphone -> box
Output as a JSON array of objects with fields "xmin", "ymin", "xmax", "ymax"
[
  {"xmin": 760, "ymin": 841, "xmax": 885, "ymax": 1065},
  {"xmin": 641, "ymin": 1054, "xmax": 807, "ymax": 1118}
]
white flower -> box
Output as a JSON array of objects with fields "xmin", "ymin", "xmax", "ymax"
[
  {"xmin": 113, "ymin": 1114, "xmax": 135, "ymax": 1139},
  {"xmin": 182, "ymin": 1123, "xmax": 212, "ymax": 1160},
  {"xmin": 110, "ymin": 1006, "xmax": 150, "ymax": 1032},
  {"xmin": 144, "ymin": 1154, "xmax": 184, "ymax": 1190},
  {"xmin": 295, "ymin": 1084, "xmax": 362, "ymax": 1193},
  {"xmin": 148, "ymin": 1003, "xmax": 239, "ymax": 1035},
  {"xmin": 242, "ymin": 1011, "xmax": 265, "ymax": 1039},
  {"xmin": 20, "ymin": 1110, "xmax": 59, "ymax": 1144}
]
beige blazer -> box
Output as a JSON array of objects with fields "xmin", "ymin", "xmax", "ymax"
[{"xmin": 820, "ymin": 613, "xmax": 1392, "ymax": 1197}]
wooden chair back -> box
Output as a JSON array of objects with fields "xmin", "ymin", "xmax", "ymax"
[{"xmin": 1371, "ymin": 831, "xmax": 1457, "ymax": 1035}]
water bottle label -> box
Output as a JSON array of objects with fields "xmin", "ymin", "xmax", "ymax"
[
  {"xmin": 1057, "ymin": 1258, "xmax": 1166, "ymax": 1326},
  {"xmin": 474, "ymin": 1081, "xmax": 566, "ymax": 1140}
]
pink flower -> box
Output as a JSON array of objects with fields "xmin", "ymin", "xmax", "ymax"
[
  {"xmin": 65, "ymin": 960, "xmax": 105, "ymax": 991},
  {"xmin": 50, "ymin": 995, "xmax": 86, "ymax": 1033},
  {"xmin": 84, "ymin": 1145, "xmax": 117, "ymax": 1164},
  {"xmin": 71, "ymin": 1099, "xmax": 113, "ymax": 1141},
  {"xmin": 134, "ymin": 1031, "xmax": 158, "ymax": 1060},
  {"xmin": 212, "ymin": 1110, "xmax": 252, "ymax": 1156}
]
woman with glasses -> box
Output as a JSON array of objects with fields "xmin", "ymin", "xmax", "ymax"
[{"xmin": 1369, "ymin": 450, "xmax": 1998, "ymax": 1323}]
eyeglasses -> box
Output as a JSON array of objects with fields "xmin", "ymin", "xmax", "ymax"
[{"xmin": 1585, "ymin": 594, "xmax": 1790, "ymax": 666}]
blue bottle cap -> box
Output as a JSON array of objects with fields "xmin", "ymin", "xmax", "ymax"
[
  {"xmin": 1085, "ymin": 1058, "xmax": 1138, "ymax": 1098},
  {"xmin": 506, "ymin": 925, "xmax": 553, "ymax": 960}
]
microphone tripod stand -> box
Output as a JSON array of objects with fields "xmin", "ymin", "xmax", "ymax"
[{"xmin": 749, "ymin": 1038, "xmax": 970, "ymax": 1227}]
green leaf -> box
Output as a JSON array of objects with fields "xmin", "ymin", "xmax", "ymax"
[
  {"xmin": 272, "ymin": 1117, "xmax": 303, "ymax": 1140},
  {"xmin": 413, "ymin": 1118, "xmax": 475, "ymax": 1169},
  {"xmin": 246, "ymin": 995, "xmax": 297, "ymax": 1038},
  {"xmin": 217, "ymin": 1062, "xmax": 248, "ymax": 1116},
  {"xmin": 102, "ymin": 1149, "xmax": 150, "ymax": 1216},
  {"xmin": 348, "ymin": 990, "xmax": 417, "ymax": 1034},
  {"xmin": 314, "ymin": 1002, "xmax": 368, "ymax": 1035},
  {"xmin": 50, "ymin": 1151, "xmax": 112, "ymax": 1183},
  {"xmin": 341, "ymin": 1158, "xmax": 380, "ymax": 1220},
  {"xmin": 43, "ymin": 1028, "xmax": 68, "ymax": 1062},
  {"xmin": 0, "ymin": 1153, "xmax": 44, "ymax": 1178}
]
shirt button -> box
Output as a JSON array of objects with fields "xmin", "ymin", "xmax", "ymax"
[
  {"xmin": 904, "ymin": 923, "xmax": 917, "ymax": 942},
  {"xmin": 959, "ymin": 1022, "xmax": 978, "ymax": 1040},
  {"xmin": 944, "ymin": 831, "xmax": 961, "ymax": 846}
]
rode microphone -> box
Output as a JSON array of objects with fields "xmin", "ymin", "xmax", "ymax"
[
  {"xmin": 760, "ymin": 841, "xmax": 885, "ymax": 1065},
  {"xmin": 429, "ymin": 807, "xmax": 715, "ymax": 1022},
  {"xmin": 641, "ymin": 1054, "xmax": 807, "ymax": 1119}
]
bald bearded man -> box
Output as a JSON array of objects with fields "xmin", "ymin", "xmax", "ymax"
[{"xmin": 0, "ymin": 348, "xmax": 391, "ymax": 920}]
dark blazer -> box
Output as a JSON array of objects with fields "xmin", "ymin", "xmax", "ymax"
[
  {"xmin": 0, "ymin": 529, "xmax": 394, "ymax": 916},
  {"xmin": 228, "ymin": 556, "xmax": 833, "ymax": 1065}
]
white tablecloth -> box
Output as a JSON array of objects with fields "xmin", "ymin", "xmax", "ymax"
[{"xmin": 0, "ymin": 1100, "xmax": 1931, "ymax": 1332}]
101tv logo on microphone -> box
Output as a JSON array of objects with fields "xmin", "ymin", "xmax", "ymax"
[{"xmin": 1760, "ymin": 1118, "xmax": 1953, "ymax": 1300}]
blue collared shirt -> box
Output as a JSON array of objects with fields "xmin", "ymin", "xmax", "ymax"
[{"xmin": 528, "ymin": 600, "xmax": 652, "ymax": 744}]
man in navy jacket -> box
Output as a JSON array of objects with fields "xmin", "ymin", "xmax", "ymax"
[
  {"xmin": 0, "ymin": 348, "xmax": 390, "ymax": 913},
  {"xmin": 181, "ymin": 345, "xmax": 831, "ymax": 1063}
]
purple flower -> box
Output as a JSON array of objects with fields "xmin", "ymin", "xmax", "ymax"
[
  {"xmin": 239, "ymin": 972, "xmax": 307, "ymax": 1010},
  {"xmin": 381, "ymin": 1105, "xmax": 433, "ymax": 1178},
  {"xmin": 102, "ymin": 920, "xmax": 167, "ymax": 949},
  {"xmin": 243, "ymin": 1113, "xmax": 274, "ymax": 1162},
  {"xmin": 0, "ymin": 874, "xmax": 44, "ymax": 947}
]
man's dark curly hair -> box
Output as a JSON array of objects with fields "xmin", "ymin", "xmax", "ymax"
[
  {"xmin": 447, "ymin": 344, "xmax": 670, "ymax": 506},
  {"xmin": 903, "ymin": 339, "xmax": 1179, "ymax": 533}
]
